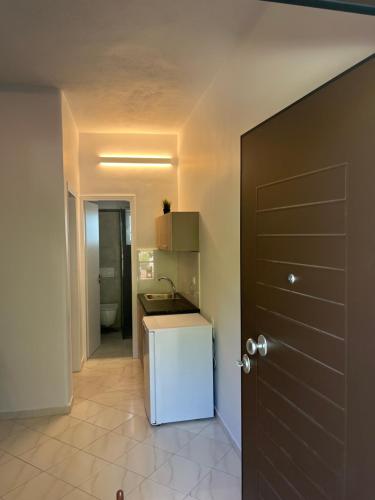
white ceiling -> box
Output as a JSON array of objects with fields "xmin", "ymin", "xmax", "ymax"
[{"xmin": 0, "ymin": 0, "xmax": 261, "ymax": 133}]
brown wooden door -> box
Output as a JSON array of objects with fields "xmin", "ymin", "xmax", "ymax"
[{"xmin": 241, "ymin": 57, "xmax": 375, "ymax": 500}]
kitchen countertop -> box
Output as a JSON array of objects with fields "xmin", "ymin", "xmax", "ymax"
[{"xmin": 138, "ymin": 293, "xmax": 200, "ymax": 316}]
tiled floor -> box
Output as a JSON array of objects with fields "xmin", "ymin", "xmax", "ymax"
[{"xmin": 0, "ymin": 338, "xmax": 241, "ymax": 499}]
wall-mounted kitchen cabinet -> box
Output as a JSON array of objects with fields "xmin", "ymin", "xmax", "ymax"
[{"xmin": 156, "ymin": 212, "xmax": 199, "ymax": 251}]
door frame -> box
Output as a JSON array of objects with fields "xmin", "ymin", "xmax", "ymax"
[{"xmin": 80, "ymin": 194, "xmax": 138, "ymax": 360}]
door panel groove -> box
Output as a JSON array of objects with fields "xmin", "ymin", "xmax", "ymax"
[
  {"xmin": 262, "ymin": 331, "xmax": 344, "ymax": 376},
  {"xmin": 256, "ymin": 305, "xmax": 345, "ymax": 342},
  {"xmin": 259, "ymin": 401, "xmax": 343, "ymax": 481},
  {"xmin": 258, "ymin": 431, "xmax": 329, "ymax": 500},
  {"xmin": 257, "ymin": 233, "xmax": 346, "ymax": 237},
  {"xmin": 256, "ymin": 307, "xmax": 345, "ymax": 372},
  {"xmin": 256, "ymin": 258, "xmax": 345, "ymax": 272},
  {"xmin": 262, "ymin": 358, "xmax": 345, "ymax": 411},
  {"xmin": 257, "ymin": 282, "xmax": 345, "ymax": 307},
  {"xmin": 256, "ymin": 284, "xmax": 345, "ymax": 337},
  {"xmin": 259, "ymin": 379, "xmax": 345, "ymax": 466},
  {"xmin": 256, "ymin": 162, "xmax": 347, "ymax": 190},
  {"xmin": 258, "ymin": 447, "xmax": 304, "ymax": 500},
  {"xmin": 256, "ymin": 197, "xmax": 346, "ymax": 214},
  {"xmin": 259, "ymin": 472, "xmax": 283, "ymax": 500},
  {"xmin": 259, "ymin": 362, "xmax": 345, "ymax": 441},
  {"xmin": 258, "ymin": 401, "xmax": 342, "ymax": 496}
]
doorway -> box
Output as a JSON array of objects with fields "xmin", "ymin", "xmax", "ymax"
[
  {"xmin": 240, "ymin": 57, "xmax": 374, "ymax": 499},
  {"xmin": 83, "ymin": 197, "xmax": 136, "ymax": 360}
]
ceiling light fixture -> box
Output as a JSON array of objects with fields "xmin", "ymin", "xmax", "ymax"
[{"xmin": 98, "ymin": 155, "xmax": 174, "ymax": 168}]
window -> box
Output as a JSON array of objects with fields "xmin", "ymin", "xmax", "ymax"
[{"xmin": 138, "ymin": 249, "xmax": 154, "ymax": 280}]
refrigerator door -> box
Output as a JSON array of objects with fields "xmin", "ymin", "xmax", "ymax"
[
  {"xmin": 142, "ymin": 322, "xmax": 156, "ymax": 424},
  {"xmin": 154, "ymin": 325, "xmax": 214, "ymax": 424}
]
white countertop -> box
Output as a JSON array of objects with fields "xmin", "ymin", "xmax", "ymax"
[{"xmin": 143, "ymin": 313, "xmax": 211, "ymax": 331}]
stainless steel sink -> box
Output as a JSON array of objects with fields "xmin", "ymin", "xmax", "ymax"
[{"xmin": 144, "ymin": 293, "xmax": 182, "ymax": 301}]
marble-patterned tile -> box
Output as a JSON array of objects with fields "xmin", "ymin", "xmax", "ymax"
[
  {"xmin": 189, "ymin": 469, "xmax": 241, "ymax": 500},
  {"xmin": 113, "ymin": 415, "xmax": 154, "ymax": 442},
  {"xmin": 89, "ymin": 390, "xmax": 131, "ymax": 407},
  {"xmin": 172, "ymin": 419, "xmax": 213, "ymax": 434},
  {"xmin": 0, "ymin": 450, "xmax": 13, "ymax": 466},
  {"xmin": 214, "ymin": 449, "xmax": 241, "ymax": 478},
  {"xmin": 177, "ymin": 435, "xmax": 231, "ymax": 468},
  {"xmin": 3, "ymin": 472, "xmax": 73, "ymax": 500},
  {"xmin": 80, "ymin": 463, "xmax": 143, "ymax": 500},
  {"xmin": 0, "ymin": 428, "xmax": 48, "ymax": 456},
  {"xmin": 22, "ymin": 415, "xmax": 81, "ymax": 438},
  {"xmin": 115, "ymin": 442, "xmax": 171, "ymax": 477},
  {"xmin": 0, "ymin": 458, "xmax": 40, "ymax": 497},
  {"xmin": 143, "ymin": 426, "xmax": 195, "ymax": 453},
  {"xmin": 86, "ymin": 407, "xmax": 132, "ymax": 430},
  {"xmin": 84, "ymin": 432, "xmax": 137, "ymax": 462},
  {"xmin": 59, "ymin": 489, "xmax": 97, "ymax": 500},
  {"xmin": 0, "ymin": 421, "xmax": 26, "ymax": 441},
  {"xmin": 126, "ymin": 479, "xmax": 185, "ymax": 500},
  {"xmin": 70, "ymin": 400, "xmax": 107, "ymax": 421},
  {"xmin": 111, "ymin": 399, "xmax": 146, "ymax": 416},
  {"xmin": 150, "ymin": 455, "xmax": 210, "ymax": 495},
  {"xmin": 48, "ymin": 450, "xmax": 108, "ymax": 487},
  {"xmin": 57, "ymin": 421, "xmax": 107, "ymax": 449},
  {"xmin": 199, "ymin": 421, "xmax": 232, "ymax": 444},
  {"xmin": 20, "ymin": 437, "xmax": 77, "ymax": 470}
]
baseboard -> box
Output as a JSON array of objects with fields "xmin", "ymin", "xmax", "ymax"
[
  {"xmin": 0, "ymin": 396, "xmax": 73, "ymax": 420},
  {"xmin": 215, "ymin": 406, "xmax": 241, "ymax": 457}
]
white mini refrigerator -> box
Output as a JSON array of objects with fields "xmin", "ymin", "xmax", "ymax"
[{"xmin": 142, "ymin": 313, "xmax": 214, "ymax": 425}]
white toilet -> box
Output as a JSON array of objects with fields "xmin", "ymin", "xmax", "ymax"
[{"xmin": 100, "ymin": 303, "xmax": 118, "ymax": 327}]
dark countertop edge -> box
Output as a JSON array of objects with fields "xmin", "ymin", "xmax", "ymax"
[{"xmin": 138, "ymin": 293, "xmax": 200, "ymax": 316}]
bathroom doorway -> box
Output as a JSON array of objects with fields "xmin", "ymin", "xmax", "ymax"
[{"xmin": 83, "ymin": 196, "xmax": 136, "ymax": 360}]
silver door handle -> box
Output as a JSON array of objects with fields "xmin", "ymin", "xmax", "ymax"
[
  {"xmin": 236, "ymin": 354, "xmax": 251, "ymax": 374},
  {"xmin": 246, "ymin": 335, "xmax": 268, "ymax": 357}
]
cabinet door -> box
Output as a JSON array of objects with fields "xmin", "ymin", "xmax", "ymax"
[{"xmin": 156, "ymin": 215, "xmax": 171, "ymax": 250}]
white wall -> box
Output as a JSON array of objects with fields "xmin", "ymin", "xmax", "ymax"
[
  {"xmin": 62, "ymin": 94, "xmax": 83, "ymax": 373},
  {"xmin": 79, "ymin": 133, "xmax": 178, "ymax": 249},
  {"xmin": 0, "ymin": 87, "xmax": 71, "ymax": 413},
  {"xmin": 178, "ymin": 4, "xmax": 375, "ymax": 448}
]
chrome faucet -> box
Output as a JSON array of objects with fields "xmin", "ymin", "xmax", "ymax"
[{"xmin": 158, "ymin": 276, "xmax": 177, "ymax": 299}]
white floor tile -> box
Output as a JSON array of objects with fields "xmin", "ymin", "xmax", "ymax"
[
  {"xmin": 150, "ymin": 454, "xmax": 210, "ymax": 494},
  {"xmin": 86, "ymin": 407, "xmax": 132, "ymax": 430},
  {"xmin": 0, "ymin": 458, "xmax": 40, "ymax": 497},
  {"xmin": 0, "ymin": 428, "xmax": 48, "ymax": 456},
  {"xmin": 3, "ymin": 472, "xmax": 73, "ymax": 500},
  {"xmin": 20, "ymin": 437, "xmax": 77, "ymax": 470},
  {"xmin": 115, "ymin": 442, "xmax": 171, "ymax": 477},
  {"xmin": 70, "ymin": 400, "xmax": 107, "ymax": 421},
  {"xmin": 113, "ymin": 415, "xmax": 154, "ymax": 442},
  {"xmin": 0, "ymin": 421, "xmax": 26, "ymax": 441},
  {"xmin": 199, "ymin": 421, "xmax": 232, "ymax": 444},
  {"xmin": 143, "ymin": 426, "xmax": 195, "ymax": 453},
  {"xmin": 126, "ymin": 479, "xmax": 185, "ymax": 500},
  {"xmin": 177, "ymin": 435, "xmax": 231, "ymax": 468},
  {"xmin": 60, "ymin": 489, "xmax": 97, "ymax": 500},
  {"xmin": 214, "ymin": 449, "xmax": 241, "ymax": 478},
  {"xmin": 57, "ymin": 421, "xmax": 108, "ymax": 449},
  {"xmin": 48, "ymin": 450, "xmax": 108, "ymax": 487},
  {"xmin": 189, "ymin": 469, "xmax": 241, "ymax": 500},
  {"xmin": 80, "ymin": 463, "xmax": 143, "ymax": 500},
  {"xmin": 84, "ymin": 432, "xmax": 137, "ymax": 462},
  {"xmin": 22, "ymin": 415, "xmax": 81, "ymax": 438}
]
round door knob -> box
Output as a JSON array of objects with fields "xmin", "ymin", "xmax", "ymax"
[
  {"xmin": 236, "ymin": 354, "xmax": 251, "ymax": 374},
  {"xmin": 288, "ymin": 273, "xmax": 297, "ymax": 284},
  {"xmin": 246, "ymin": 335, "xmax": 268, "ymax": 357}
]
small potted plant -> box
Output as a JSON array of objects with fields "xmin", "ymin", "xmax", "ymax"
[{"xmin": 162, "ymin": 199, "xmax": 171, "ymax": 214}]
